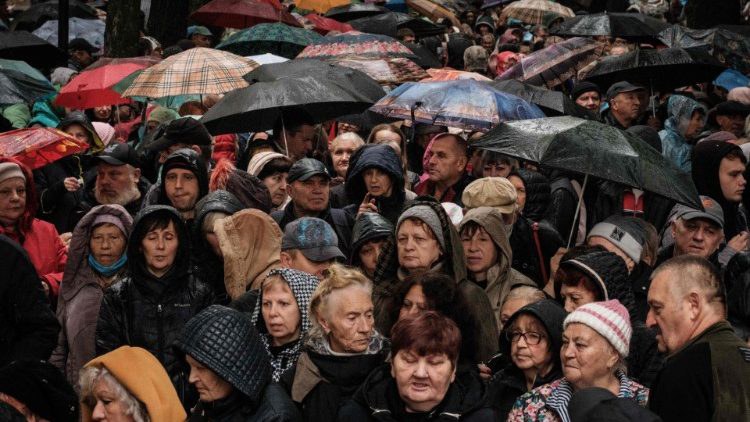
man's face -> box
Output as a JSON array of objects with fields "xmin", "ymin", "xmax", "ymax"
[
  {"xmin": 684, "ymin": 111, "xmax": 705, "ymax": 140},
  {"xmin": 288, "ymin": 175, "xmax": 329, "ymax": 214},
  {"xmin": 286, "ymin": 125, "xmax": 315, "ymax": 161},
  {"xmin": 671, "ymin": 217, "xmax": 723, "ymax": 259},
  {"xmin": 164, "ymin": 168, "xmax": 200, "ymax": 213},
  {"xmin": 95, "ymin": 164, "xmax": 141, "ymax": 206},
  {"xmin": 71, "ymin": 49, "xmax": 94, "ymax": 67},
  {"xmin": 611, "ymin": 91, "xmax": 642, "ymax": 124},
  {"xmin": 481, "ymin": 35, "xmax": 494, "ymax": 52},
  {"xmin": 576, "ymin": 91, "xmax": 601, "ymax": 111},
  {"xmin": 191, "ymin": 34, "xmax": 212, "ymax": 48},
  {"xmin": 402, "ymin": 34, "xmax": 416, "ymax": 43},
  {"xmin": 646, "ymin": 269, "xmax": 695, "ymax": 353},
  {"xmin": 716, "ymin": 114, "xmax": 746, "ymax": 137},
  {"xmin": 426, "ymin": 136, "xmax": 466, "ymax": 184},
  {"xmin": 718, "ymin": 156, "xmax": 746, "ymax": 203}
]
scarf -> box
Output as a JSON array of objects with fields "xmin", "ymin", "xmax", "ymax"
[{"xmin": 88, "ymin": 253, "xmax": 127, "ymax": 277}]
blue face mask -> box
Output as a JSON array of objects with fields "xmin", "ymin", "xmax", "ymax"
[{"xmin": 88, "ymin": 253, "xmax": 127, "ymax": 277}]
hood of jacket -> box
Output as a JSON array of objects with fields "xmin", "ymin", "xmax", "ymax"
[
  {"xmin": 193, "ymin": 189, "xmax": 244, "ymax": 249},
  {"xmin": 82, "ymin": 346, "xmax": 186, "ymax": 422},
  {"xmin": 61, "ymin": 204, "xmax": 133, "ymax": 301},
  {"xmin": 350, "ymin": 212, "xmax": 395, "ymax": 264},
  {"xmin": 251, "ymin": 268, "xmax": 319, "ymax": 337},
  {"xmin": 516, "ymin": 169, "xmax": 550, "ymax": 221},
  {"xmin": 459, "ymin": 206, "xmax": 513, "ymax": 283},
  {"xmin": 663, "ymin": 94, "xmax": 707, "ymax": 139},
  {"xmin": 158, "ymin": 148, "xmax": 209, "ymax": 207},
  {"xmin": 474, "ymin": 15, "xmax": 495, "ymax": 32},
  {"xmin": 57, "ymin": 111, "xmax": 104, "ymax": 155},
  {"xmin": 214, "ymin": 208, "xmax": 282, "ymax": 297},
  {"xmin": 502, "ymin": 299, "xmax": 567, "ymax": 371},
  {"xmin": 345, "ymin": 144, "xmax": 406, "ymax": 206}
]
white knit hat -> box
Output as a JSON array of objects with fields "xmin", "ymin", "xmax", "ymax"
[{"xmin": 564, "ymin": 299, "xmax": 632, "ymax": 357}]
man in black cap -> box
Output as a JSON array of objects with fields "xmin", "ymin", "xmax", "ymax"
[
  {"xmin": 711, "ymin": 101, "xmax": 750, "ymax": 138},
  {"xmin": 571, "ymin": 81, "xmax": 602, "ymax": 112},
  {"xmin": 67, "ymin": 38, "xmax": 98, "ymax": 71},
  {"xmin": 140, "ymin": 117, "xmax": 213, "ymax": 183},
  {"xmin": 84, "ymin": 143, "xmax": 151, "ymax": 217},
  {"xmin": 271, "ymin": 158, "xmax": 353, "ymax": 256},
  {"xmin": 603, "ymin": 81, "xmax": 646, "ymax": 130}
]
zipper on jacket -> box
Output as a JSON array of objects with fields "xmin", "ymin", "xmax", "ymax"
[{"xmin": 157, "ymin": 303, "xmax": 164, "ymax": 362}]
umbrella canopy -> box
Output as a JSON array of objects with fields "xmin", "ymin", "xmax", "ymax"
[
  {"xmin": 295, "ymin": 0, "xmax": 350, "ymax": 13},
  {"xmin": 120, "ymin": 48, "xmax": 259, "ymax": 99},
  {"xmin": 490, "ymin": 79, "xmax": 594, "ymax": 118},
  {"xmin": 191, "ymin": 0, "xmax": 301, "ymax": 28},
  {"xmin": 332, "ymin": 57, "xmax": 428, "ymax": 84},
  {"xmin": 403, "ymin": 41, "xmax": 442, "ymax": 69},
  {"xmin": 303, "ymin": 13, "xmax": 355, "ymax": 35},
  {"xmin": 0, "ymin": 127, "xmax": 89, "ymax": 170},
  {"xmin": 0, "ymin": 66, "xmax": 56, "ymax": 105},
  {"xmin": 0, "ymin": 31, "xmax": 65, "ymax": 69},
  {"xmin": 429, "ymin": 0, "xmax": 470, "ymax": 15},
  {"xmin": 297, "ymin": 32, "xmax": 418, "ymax": 60},
  {"xmin": 472, "ymin": 116, "xmax": 701, "ymax": 209},
  {"xmin": 497, "ymin": 37, "xmax": 604, "ymax": 89},
  {"xmin": 246, "ymin": 53, "xmax": 289, "ymax": 65},
  {"xmin": 324, "ymin": 3, "xmax": 390, "ymax": 22},
  {"xmin": 500, "ymin": 0, "xmax": 574, "ymax": 25},
  {"xmin": 0, "ymin": 58, "xmax": 49, "ymax": 84},
  {"xmin": 422, "ymin": 68, "xmax": 491, "ymax": 81},
  {"xmin": 11, "ymin": 0, "xmax": 98, "ymax": 32},
  {"xmin": 216, "ymin": 23, "xmax": 324, "ymax": 59},
  {"xmin": 56, "ymin": 59, "xmax": 157, "ymax": 109},
  {"xmin": 579, "ymin": 47, "xmax": 726, "ymax": 92},
  {"xmin": 551, "ymin": 12, "xmax": 670, "ymax": 43},
  {"xmin": 349, "ymin": 12, "xmax": 445, "ymax": 38},
  {"xmin": 369, "ymin": 79, "xmax": 545, "ymax": 132},
  {"xmin": 405, "ymin": 0, "xmax": 460, "ymax": 27},
  {"xmin": 202, "ymin": 59, "xmax": 385, "ymax": 134},
  {"xmin": 657, "ymin": 25, "xmax": 750, "ymax": 74},
  {"xmin": 32, "ymin": 17, "xmax": 105, "ymax": 50}
]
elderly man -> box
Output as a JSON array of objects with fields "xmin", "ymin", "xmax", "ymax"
[
  {"xmin": 84, "ymin": 143, "xmax": 150, "ymax": 216},
  {"xmin": 657, "ymin": 196, "xmax": 725, "ymax": 267},
  {"xmin": 647, "ymin": 256, "xmax": 750, "ymax": 422},
  {"xmin": 602, "ymin": 81, "xmax": 645, "ymax": 130},
  {"xmin": 711, "ymin": 101, "xmax": 750, "ymax": 138},
  {"xmin": 414, "ymin": 133, "xmax": 474, "ymax": 206},
  {"xmin": 280, "ymin": 217, "xmax": 345, "ymax": 280}
]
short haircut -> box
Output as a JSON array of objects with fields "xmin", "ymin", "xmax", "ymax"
[
  {"xmin": 178, "ymin": 101, "xmax": 207, "ymax": 116},
  {"xmin": 391, "ymin": 311, "xmax": 462, "ymax": 364},
  {"xmin": 79, "ymin": 366, "xmax": 149, "ymax": 422},
  {"xmin": 309, "ymin": 263, "xmax": 372, "ymax": 336},
  {"xmin": 480, "ymin": 150, "xmax": 517, "ymax": 169},
  {"xmin": 724, "ymin": 147, "xmax": 748, "ymax": 164},
  {"xmin": 503, "ymin": 285, "xmax": 545, "ymax": 305},
  {"xmin": 329, "ymin": 132, "xmax": 364, "ymax": 151},
  {"xmin": 257, "ymin": 156, "xmax": 293, "ymax": 180},
  {"xmin": 396, "ymin": 28, "xmax": 416, "ymax": 40},
  {"xmin": 652, "ymin": 255, "xmax": 726, "ymax": 311},
  {"xmin": 273, "ymin": 110, "xmax": 315, "ymax": 137}
]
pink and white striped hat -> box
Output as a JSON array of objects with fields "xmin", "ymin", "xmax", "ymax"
[{"xmin": 564, "ymin": 299, "xmax": 632, "ymax": 357}]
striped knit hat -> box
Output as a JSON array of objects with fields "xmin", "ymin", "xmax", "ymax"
[{"xmin": 564, "ymin": 300, "xmax": 632, "ymax": 357}]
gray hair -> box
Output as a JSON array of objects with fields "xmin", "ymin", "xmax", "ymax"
[
  {"xmin": 329, "ymin": 132, "xmax": 364, "ymax": 150},
  {"xmin": 79, "ymin": 366, "xmax": 150, "ymax": 422}
]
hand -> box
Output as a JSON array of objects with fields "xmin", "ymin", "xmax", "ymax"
[
  {"xmin": 478, "ymin": 363, "xmax": 493, "ymax": 381},
  {"xmin": 358, "ymin": 193, "xmax": 378, "ymax": 216},
  {"xmin": 59, "ymin": 232, "xmax": 72, "ymax": 248},
  {"xmin": 63, "ymin": 177, "xmax": 82, "ymax": 192},
  {"xmin": 728, "ymin": 232, "xmax": 750, "ymax": 252}
]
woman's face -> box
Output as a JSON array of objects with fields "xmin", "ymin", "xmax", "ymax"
[
  {"xmin": 140, "ymin": 220, "xmax": 179, "ymax": 278},
  {"xmin": 561, "ymin": 323, "xmax": 620, "ymax": 389},
  {"xmin": 0, "ymin": 177, "xmax": 25, "ymax": 227},
  {"xmin": 397, "ymin": 220, "xmax": 441, "ymax": 273},
  {"xmin": 373, "ymin": 130, "xmax": 403, "ymax": 156},
  {"xmin": 559, "ymin": 279, "xmax": 598, "ymax": 313},
  {"xmin": 363, "ymin": 167, "xmax": 393, "ymax": 197},
  {"xmin": 508, "ymin": 175, "xmax": 526, "ymax": 212},
  {"xmin": 331, "ymin": 139, "xmax": 359, "ymax": 178},
  {"xmin": 391, "ymin": 349, "xmax": 456, "ymax": 413},
  {"xmin": 263, "ymin": 172, "xmax": 289, "ymax": 207},
  {"xmin": 460, "ymin": 226, "xmax": 498, "ymax": 274},
  {"xmin": 684, "ymin": 111, "xmax": 705, "ymax": 139},
  {"xmin": 358, "ymin": 238, "xmax": 386, "ymax": 277},
  {"xmin": 319, "ymin": 286, "xmax": 374, "ymax": 354},
  {"xmin": 93, "ymin": 106, "xmax": 112, "ymax": 120},
  {"xmin": 90, "ymin": 223, "xmax": 127, "ymax": 267},
  {"xmin": 399, "ymin": 284, "xmax": 427, "ymax": 320},
  {"xmin": 89, "ymin": 378, "xmax": 136, "ymax": 422},
  {"xmin": 262, "ymin": 281, "xmax": 301, "ymax": 346},
  {"xmin": 509, "ymin": 314, "xmax": 553, "ymax": 373},
  {"xmin": 186, "ymin": 354, "xmax": 234, "ymax": 403},
  {"xmin": 64, "ymin": 123, "xmax": 91, "ymax": 144}
]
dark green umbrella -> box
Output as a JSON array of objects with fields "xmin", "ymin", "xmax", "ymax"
[
  {"xmin": 216, "ymin": 23, "xmax": 324, "ymax": 59},
  {"xmin": 0, "ymin": 67, "xmax": 56, "ymax": 105}
]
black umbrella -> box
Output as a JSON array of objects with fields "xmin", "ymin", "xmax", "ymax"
[
  {"xmin": 0, "ymin": 68, "xmax": 56, "ymax": 105},
  {"xmin": 202, "ymin": 60, "xmax": 385, "ymax": 135},
  {"xmin": 402, "ymin": 41, "xmax": 442, "ymax": 69},
  {"xmin": 490, "ymin": 79, "xmax": 596, "ymax": 118},
  {"xmin": 0, "ymin": 31, "xmax": 65, "ymax": 69},
  {"xmin": 349, "ymin": 12, "xmax": 445, "ymax": 38},
  {"xmin": 550, "ymin": 12, "xmax": 670, "ymax": 43},
  {"xmin": 657, "ymin": 25, "xmax": 750, "ymax": 75},
  {"xmin": 472, "ymin": 116, "xmax": 701, "ymax": 244},
  {"xmin": 11, "ymin": 0, "xmax": 99, "ymax": 32},
  {"xmin": 324, "ymin": 4, "xmax": 390, "ymax": 22},
  {"xmin": 579, "ymin": 47, "xmax": 726, "ymax": 92}
]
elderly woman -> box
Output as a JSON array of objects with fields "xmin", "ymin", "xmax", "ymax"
[
  {"xmin": 282, "ymin": 264, "xmax": 388, "ymax": 422},
  {"xmin": 51, "ymin": 204, "xmax": 132, "ymax": 390},
  {"xmin": 175, "ymin": 305, "xmax": 300, "ymax": 420},
  {"xmin": 329, "ymin": 132, "xmax": 364, "ymax": 179},
  {"xmin": 80, "ymin": 346, "xmax": 186, "ymax": 422},
  {"xmin": 488, "ymin": 299, "xmax": 566, "ymax": 420},
  {"xmin": 0, "ymin": 157, "xmax": 67, "ymax": 302},
  {"xmin": 508, "ymin": 300, "xmax": 649, "ymax": 421},
  {"xmin": 338, "ymin": 312, "xmax": 495, "ymax": 421}
]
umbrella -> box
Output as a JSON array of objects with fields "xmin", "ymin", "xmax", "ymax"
[
  {"xmin": 579, "ymin": 47, "xmax": 726, "ymax": 92},
  {"xmin": 295, "ymin": 0, "xmax": 350, "ymax": 13},
  {"xmin": 11, "ymin": 0, "xmax": 98, "ymax": 32},
  {"xmin": 119, "ymin": 48, "xmax": 259, "ymax": 99},
  {"xmin": 324, "ymin": 4, "xmax": 390, "ymax": 22},
  {"xmin": 403, "ymin": 41, "xmax": 442, "ymax": 69},
  {"xmin": 384, "ymin": 0, "xmax": 408, "ymax": 13},
  {"xmin": 349, "ymin": 12, "xmax": 445, "ymax": 38},
  {"xmin": 202, "ymin": 59, "xmax": 385, "ymax": 134},
  {"xmin": 0, "ymin": 65, "xmax": 56, "ymax": 105},
  {"xmin": 551, "ymin": 12, "xmax": 670, "ymax": 43},
  {"xmin": 490, "ymin": 79, "xmax": 595, "ymax": 118},
  {"xmin": 429, "ymin": 0, "xmax": 471, "ymax": 15},
  {"xmin": 56, "ymin": 59, "xmax": 157, "ymax": 109},
  {"xmin": 32, "ymin": 17, "xmax": 105, "ymax": 50},
  {"xmin": 500, "ymin": 0, "xmax": 574, "ymax": 25},
  {"xmin": 246, "ymin": 53, "xmax": 289, "ymax": 65},
  {"xmin": 657, "ymin": 25, "xmax": 750, "ymax": 74},
  {"xmin": 332, "ymin": 57, "xmax": 428, "ymax": 84},
  {"xmin": 405, "ymin": 0, "xmax": 460, "ymax": 27},
  {"xmin": 0, "ymin": 58, "xmax": 50, "ymax": 84},
  {"xmin": 369, "ymin": 79, "xmax": 545, "ymax": 132},
  {"xmin": 714, "ymin": 69, "xmax": 750, "ymax": 92},
  {"xmin": 0, "ymin": 31, "xmax": 65, "ymax": 69},
  {"xmin": 422, "ymin": 68, "xmax": 491, "ymax": 81},
  {"xmin": 497, "ymin": 37, "xmax": 604, "ymax": 89},
  {"xmin": 190, "ymin": 0, "xmax": 301, "ymax": 29},
  {"xmin": 297, "ymin": 32, "xmax": 418, "ymax": 60},
  {"xmin": 216, "ymin": 23, "xmax": 324, "ymax": 59},
  {"xmin": 303, "ymin": 14, "xmax": 355, "ymax": 35},
  {"xmin": 0, "ymin": 127, "xmax": 89, "ymax": 170}
]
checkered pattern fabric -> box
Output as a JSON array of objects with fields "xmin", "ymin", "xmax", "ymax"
[{"xmin": 500, "ymin": 0, "xmax": 575, "ymax": 25}]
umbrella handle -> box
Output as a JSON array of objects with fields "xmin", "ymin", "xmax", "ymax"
[
  {"xmin": 281, "ymin": 113, "xmax": 289, "ymax": 158},
  {"xmin": 566, "ymin": 173, "xmax": 588, "ymax": 248},
  {"xmin": 408, "ymin": 102, "xmax": 422, "ymax": 145}
]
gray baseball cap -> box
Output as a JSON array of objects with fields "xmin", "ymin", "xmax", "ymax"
[
  {"xmin": 281, "ymin": 217, "xmax": 345, "ymax": 262},
  {"xmin": 670, "ymin": 195, "xmax": 724, "ymax": 228}
]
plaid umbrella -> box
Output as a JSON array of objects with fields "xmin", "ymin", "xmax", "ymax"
[
  {"xmin": 120, "ymin": 47, "xmax": 259, "ymax": 98},
  {"xmin": 191, "ymin": 0, "xmax": 301, "ymax": 28},
  {"xmin": 216, "ymin": 23, "xmax": 323, "ymax": 59},
  {"xmin": 0, "ymin": 127, "xmax": 89, "ymax": 170},
  {"xmin": 303, "ymin": 13, "xmax": 355, "ymax": 35},
  {"xmin": 295, "ymin": 0, "xmax": 350, "ymax": 13},
  {"xmin": 500, "ymin": 0, "xmax": 574, "ymax": 25},
  {"xmin": 422, "ymin": 68, "xmax": 491, "ymax": 81},
  {"xmin": 297, "ymin": 31, "xmax": 417, "ymax": 60},
  {"xmin": 497, "ymin": 37, "xmax": 604, "ymax": 88},
  {"xmin": 332, "ymin": 57, "xmax": 427, "ymax": 84}
]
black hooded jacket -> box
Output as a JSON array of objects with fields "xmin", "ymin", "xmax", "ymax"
[
  {"xmin": 509, "ymin": 217, "xmax": 564, "ymax": 287},
  {"xmin": 141, "ymin": 148, "xmax": 210, "ymax": 212},
  {"xmin": 349, "ymin": 212, "xmax": 394, "ymax": 265},
  {"xmin": 96, "ymin": 205, "xmax": 215, "ymax": 403},
  {"xmin": 516, "ymin": 169, "xmax": 550, "ymax": 222}
]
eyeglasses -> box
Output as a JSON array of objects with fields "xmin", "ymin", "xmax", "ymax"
[{"xmin": 506, "ymin": 331, "xmax": 544, "ymax": 345}]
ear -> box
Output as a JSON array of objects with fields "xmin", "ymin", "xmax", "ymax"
[
  {"xmin": 606, "ymin": 348, "xmax": 619, "ymax": 370},
  {"xmin": 670, "ymin": 221, "xmax": 677, "ymax": 239},
  {"xmin": 190, "ymin": 145, "xmax": 202, "ymax": 155},
  {"xmin": 280, "ymin": 251, "xmax": 293, "ymax": 267},
  {"xmin": 390, "ymin": 360, "xmax": 397, "ymax": 379},
  {"xmin": 318, "ymin": 312, "xmax": 331, "ymax": 335},
  {"xmin": 686, "ymin": 291, "xmax": 702, "ymax": 320},
  {"xmin": 132, "ymin": 167, "xmax": 141, "ymax": 180},
  {"xmin": 450, "ymin": 363, "xmax": 457, "ymax": 383}
]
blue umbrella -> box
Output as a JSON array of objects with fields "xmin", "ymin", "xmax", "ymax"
[
  {"xmin": 33, "ymin": 17, "xmax": 105, "ymax": 50},
  {"xmin": 369, "ymin": 79, "xmax": 545, "ymax": 132},
  {"xmin": 714, "ymin": 69, "xmax": 750, "ymax": 91}
]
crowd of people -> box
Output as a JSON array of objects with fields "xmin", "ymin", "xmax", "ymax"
[{"xmin": 1, "ymin": 0, "xmax": 750, "ymax": 421}]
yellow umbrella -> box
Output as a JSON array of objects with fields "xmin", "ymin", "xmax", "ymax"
[{"xmin": 295, "ymin": 0, "xmax": 350, "ymax": 13}]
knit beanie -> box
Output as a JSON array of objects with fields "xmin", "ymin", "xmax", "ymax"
[
  {"xmin": 397, "ymin": 205, "xmax": 446, "ymax": 250},
  {"xmin": 570, "ymin": 81, "xmax": 601, "ymax": 101},
  {"xmin": 587, "ymin": 215, "xmax": 645, "ymax": 263},
  {"xmin": 247, "ymin": 151, "xmax": 286, "ymax": 176},
  {"xmin": 564, "ymin": 299, "xmax": 632, "ymax": 357},
  {"xmin": 0, "ymin": 162, "xmax": 25, "ymax": 184},
  {"xmin": 147, "ymin": 106, "xmax": 180, "ymax": 125},
  {"xmin": 92, "ymin": 121, "xmax": 116, "ymax": 146},
  {"xmin": 560, "ymin": 250, "xmax": 633, "ymax": 314}
]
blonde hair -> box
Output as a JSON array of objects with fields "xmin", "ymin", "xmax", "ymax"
[
  {"xmin": 79, "ymin": 366, "xmax": 150, "ymax": 422},
  {"xmin": 308, "ymin": 264, "xmax": 373, "ymax": 338}
]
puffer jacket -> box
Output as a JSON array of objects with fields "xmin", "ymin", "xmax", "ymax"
[
  {"xmin": 96, "ymin": 205, "xmax": 215, "ymax": 403},
  {"xmin": 50, "ymin": 205, "xmax": 132, "ymax": 390},
  {"xmin": 660, "ymin": 95, "xmax": 707, "ymax": 173},
  {"xmin": 337, "ymin": 364, "xmax": 495, "ymax": 422},
  {"xmin": 543, "ymin": 172, "xmax": 579, "ymax": 243},
  {"xmin": 516, "ymin": 169, "xmax": 551, "ymax": 222},
  {"xmin": 509, "ymin": 216, "xmax": 564, "ymax": 287}
]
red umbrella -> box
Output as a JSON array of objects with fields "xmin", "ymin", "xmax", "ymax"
[
  {"xmin": 191, "ymin": 0, "xmax": 302, "ymax": 28},
  {"xmin": 0, "ymin": 128, "xmax": 89, "ymax": 170},
  {"xmin": 304, "ymin": 13, "xmax": 354, "ymax": 34},
  {"xmin": 55, "ymin": 57, "xmax": 158, "ymax": 109}
]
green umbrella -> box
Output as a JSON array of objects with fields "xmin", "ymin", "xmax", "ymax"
[
  {"xmin": 0, "ymin": 58, "xmax": 49, "ymax": 83},
  {"xmin": 216, "ymin": 23, "xmax": 324, "ymax": 59}
]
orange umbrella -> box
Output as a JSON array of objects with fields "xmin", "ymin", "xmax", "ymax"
[
  {"xmin": 0, "ymin": 128, "xmax": 89, "ymax": 170},
  {"xmin": 422, "ymin": 68, "xmax": 491, "ymax": 82},
  {"xmin": 296, "ymin": 0, "xmax": 350, "ymax": 13}
]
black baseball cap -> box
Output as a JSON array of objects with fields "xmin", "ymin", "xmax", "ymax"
[
  {"xmin": 287, "ymin": 158, "xmax": 330, "ymax": 184},
  {"xmin": 94, "ymin": 142, "xmax": 140, "ymax": 167},
  {"xmin": 69, "ymin": 38, "xmax": 98, "ymax": 53},
  {"xmin": 714, "ymin": 100, "xmax": 750, "ymax": 117},
  {"xmin": 144, "ymin": 117, "xmax": 212, "ymax": 152},
  {"xmin": 606, "ymin": 81, "xmax": 645, "ymax": 101}
]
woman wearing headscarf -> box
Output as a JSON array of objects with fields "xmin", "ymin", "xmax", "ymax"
[
  {"xmin": 660, "ymin": 94, "xmax": 707, "ymax": 173},
  {"xmin": 51, "ymin": 204, "xmax": 132, "ymax": 390}
]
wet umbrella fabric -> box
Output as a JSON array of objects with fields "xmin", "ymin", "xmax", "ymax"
[
  {"xmin": 32, "ymin": 17, "xmax": 105, "ymax": 50},
  {"xmin": 294, "ymin": 0, "xmax": 350, "ymax": 13},
  {"xmin": 0, "ymin": 127, "xmax": 89, "ymax": 170},
  {"xmin": 551, "ymin": 12, "xmax": 670, "ymax": 43},
  {"xmin": 303, "ymin": 14, "xmax": 354, "ymax": 35},
  {"xmin": 0, "ymin": 58, "xmax": 50, "ymax": 84},
  {"xmin": 55, "ymin": 60, "xmax": 154, "ymax": 109},
  {"xmin": 297, "ymin": 32, "xmax": 418, "ymax": 60},
  {"xmin": 216, "ymin": 23, "xmax": 324, "ymax": 59},
  {"xmin": 491, "ymin": 79, "xmax": 594, "ymax": 118},
  {"xmin": 190, "ymin": 0, "xmax": 301, "ymax": 28},
  {"xmin": 370, "ymin": 79, "xmax": 545, "ymax": 132},
  {"xmin": 657, "ymin": 25, "xmax": 750, "ymax": 75},
  {"xmin": 0, "ymin": 67, "xmax": 56, "ymax": 105},
  {"xmin": 0, "ymin": 31, "xmax": 65, "ymax": 69},
  {"xmin": 349, "ymin": 12, "xmax": 445, "ymax": 38},
  {"xmin": 324, "ymin": 4, "xmax": 390, "ymax": 22},
  {"xmin": 402, "ymin": 41, "xmax": 441, "ymax": 69},
  {"xmin": 423, "ymin": 68, "xmax": 491, "ymax": 81},
  {"xmin": 333, "ymin": 57, "xmax": 428, "ymax": 84},
  {"xmin": 11, "ymin": 0, "xmax": 98, "ymax": 32},
  {"xmin": 500, "ymin": 0, "xmax": 574, "ymax": 25}
]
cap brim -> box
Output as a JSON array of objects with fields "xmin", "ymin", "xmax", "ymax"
[
  {"xmin": 142, "ymin": 135, "xmax": 174, "ymax": 153},
  {"xmin": 294, "ymin": 170, "xmax": 330, "ymax": 182},
  {"xmin": 679, "ymin": 211, "xmax": 723, "ymax": 228},
  {"xmin": 94, "ymin": 156, "xmax": 127, "ymax": 166},
  {"xmin": 300, "ymin": 245, "xmax": 345, "ymax": 262}
]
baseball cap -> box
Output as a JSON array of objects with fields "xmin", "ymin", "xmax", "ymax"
[
  {"xmin": 69, "ymin": 37, "xmax": 98, "ymax": 53},
  {"xmin": 670, "ymin": 196, "xmax": 724, "ymax": 228},
  {"xmin": 281, "ymin": 217, "xmax": 345, "ymax": 262},
  {"xmin": 187, "ymin": 25, "xmax": 213, "ymax": 37},
  {"xmin": 606, "ymin": 81, "xmax": 645, "ymax": 100},
  {"xmin": 714, "ymin": 100, "xmax": 750, "ymax": 117},
  {"xmin": 287, "ymin": 158, "xmax": 330, "ymax": 184},
  {"xmin": 94, "ymin": 142, "xmax": 140, "ymax": 167},
  {"xmin": 144, "ymin": 117, "xmax": 212, "ymax": 152}
]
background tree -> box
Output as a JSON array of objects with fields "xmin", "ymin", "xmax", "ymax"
[{"xmin": 104, "ymin": 0, "xmax": 141, "ymax": 57}]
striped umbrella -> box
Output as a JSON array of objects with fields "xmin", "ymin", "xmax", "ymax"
[
  {"xmin": 297, "ymin": 31, "xmax": 417, "ymax": 60},
  {"xmin": 216, "ymin": 23, "xmax": 324, "ymax": 59},
  {"xmin": 500, "ymin": 0, "xmax": 574, "ymax": 25}
]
